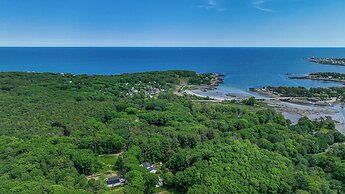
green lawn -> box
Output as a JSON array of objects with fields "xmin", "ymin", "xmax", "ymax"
[
  {"xmin": 319, "ymin": 128, "xmax": 331, "ymax": 134},
  {"xmin": 98, "ymin": 155, "xmax": 119, "ymax": 173}
]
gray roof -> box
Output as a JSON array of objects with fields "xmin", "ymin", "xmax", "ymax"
[
  {"xmin": 106, "ymin": 176, "xmax": 120, "ymax": 185},
  {"xmin": 142, "ymin": 162, "xmax": 152, "ymax": 168}
]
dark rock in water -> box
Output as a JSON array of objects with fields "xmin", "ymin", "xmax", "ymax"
[
  {"xmin": 215, "ymin": 77, "xmax": 224, "ymax": 83},
  {"xmin": 289, "ymin": 76, "xmax": 308, "ymax": 80}
]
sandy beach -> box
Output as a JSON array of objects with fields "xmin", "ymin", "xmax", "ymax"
[{"xmin": 186, "ymin": 86, "xmax": 267, "ymax": 100}]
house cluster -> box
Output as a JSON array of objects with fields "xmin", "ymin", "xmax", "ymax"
[
  {"xmin": 104, "ymin": 163, "xmax": 162, "ymax": 188},
  {"xmin": 140, "ymin": 162, "xmax": 157, "ymax": 173},
  {"xmin": 144, "ymin": 88, "xmax": 163, "ymax": 96},
  {"xmin": 126, "ymin": 84, "xmax": 165, "ymax": 97},
  {"xmin": 142, "ymin": 83, "xmax": 165, "ymax": 96}
]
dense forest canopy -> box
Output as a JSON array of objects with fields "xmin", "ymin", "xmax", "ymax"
[{"xmin": 1, "ymin": 71, "xmax": 345, "ymax": 194}]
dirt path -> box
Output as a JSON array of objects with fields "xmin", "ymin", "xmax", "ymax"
[
  {"xmin": 173, "ymin": 84, "xmax": 185, "ymax": 96},
  {"xmin": 316, "ymin": 142, "xmax": 345, "ymax": 155},
  {"xmin": 99, "ymin": 151, "xmax": 124, "ymax": 157}
]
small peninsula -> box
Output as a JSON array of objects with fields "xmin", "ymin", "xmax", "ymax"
[
  {"xmin": 307, "ymin": 57, "xmax": 345, "ymax": 66},
  {"xmin": 290, "ymin": 72, "xmax": 345, "ymax": 84}
]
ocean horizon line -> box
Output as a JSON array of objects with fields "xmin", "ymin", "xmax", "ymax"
[{"xmin": 1, "ymin": 46, "xmax": 345, "ymax": 49}]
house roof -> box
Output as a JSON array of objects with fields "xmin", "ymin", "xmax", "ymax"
[
  {"xmin": 107, "ymin": 176, "xmax": 120, "ymax": 184},
  {"xmin": 142, "ymin": 162, "xmax": 152, "ymax": 168}
]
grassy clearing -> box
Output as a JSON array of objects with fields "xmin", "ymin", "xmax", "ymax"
[
  {"xmin": 184, "ymin": 85, "xmax": 199, "ymax": 91},
  {"xmin": 319, "ymin": 128, "xmax": 331, "ymax": 134},
  {"xmin": 98, "ymin": 155, "xmax": 119, "ymax": 173}
]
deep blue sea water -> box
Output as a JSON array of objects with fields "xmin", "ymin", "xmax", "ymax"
[{"xmin": 1, "ymin": 47, "xmax": 345, "ymax": 95}]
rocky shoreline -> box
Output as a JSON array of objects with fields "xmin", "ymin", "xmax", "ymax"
[
  {"xmin": 211, "ymin": 73, "xmax": 226, "ymax": 86},
  {"xmin": 199, "ymin": 73, "xmax": 225, "ymax": 92},
  {"xmin": 249, "ymin": 88, "xmax": 278, "ymax": 98}
]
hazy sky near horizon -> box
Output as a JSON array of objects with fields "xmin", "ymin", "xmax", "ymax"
[{"xmin": 0, "ymin": 0, "xmax": 345, "ymax": 47}]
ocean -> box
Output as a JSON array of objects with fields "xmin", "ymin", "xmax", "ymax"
[{"xmin": 1, "ymin": 47, "xmax": 345, "ymax": 96}]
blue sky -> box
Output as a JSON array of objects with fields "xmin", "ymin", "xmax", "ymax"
[{"xmin": 0, "ymin": 0, "xmax": 344, "ymax": 47}]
